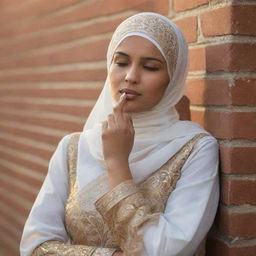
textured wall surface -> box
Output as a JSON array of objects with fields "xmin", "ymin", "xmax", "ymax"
[{"xmin": 0, "ymin": 0, "xmax": 255, "ymax": 255}]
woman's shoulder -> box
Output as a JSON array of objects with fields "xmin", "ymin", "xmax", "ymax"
[
  {"xmin": 57, "ymin": 132, "xmax": 82, "ymax": 147},
  {"xmin": 174, "ymin": 121, "xmax": 217, "ymax": 142},
  {"xmin": 171, "ymin": 121, "xmax": 218, "ymax": 156},
  {"xmin": 51, "ymin": 132, "xmax": 82, "ymax": 160}
]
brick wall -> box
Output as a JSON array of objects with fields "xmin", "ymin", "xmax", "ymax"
[
  {"xmin": 172, "ymin": 0, "xmax": 256, "ymax": 255},
  {"xmin": 0, "ymin": 0, "xmax": 255, "ymax": 255}
]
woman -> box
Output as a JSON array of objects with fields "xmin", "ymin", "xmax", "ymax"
[{"xmin": 20, "ymin": 12, "xmax": 219, "ymax": 256}]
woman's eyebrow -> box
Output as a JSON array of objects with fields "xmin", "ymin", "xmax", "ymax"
[
  {"xmin": 143, "ymin": 57, "xmax": 164, "ymax": 64},
  {"xmin": 114, "ymin": 51, "xmax": 129, "ymax": 57},
  {"xmin": 114, "ymin": 51, "xmax": 163, "ymax": 64}
]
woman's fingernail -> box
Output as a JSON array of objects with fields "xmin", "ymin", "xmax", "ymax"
[{"xmin": 119, "ymin": 92, "xmax": 126, "ymax": 103}]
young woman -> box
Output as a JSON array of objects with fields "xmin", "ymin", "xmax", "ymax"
[{"xmin": 20, "ymin": 12, "xmax": 219, "ymax": 256}]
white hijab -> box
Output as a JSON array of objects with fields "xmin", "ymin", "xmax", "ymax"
[{"xmin": 76, "ymin": 12, "xmax": 206, "ymax": 186}]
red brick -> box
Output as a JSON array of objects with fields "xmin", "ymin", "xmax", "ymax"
[
  {"xmin": 0, "ymin": 222, "xmax": 21, "ymax": 242},
  {"xmin": 217, "ymin": 206, "xmax": 256, "ymax": 238},
  {"xmin": 0, "ymin": 176, "xmax": 37, "ymax": 202},
  {"xmin": 0, "ymin": 101, "xmax": 92, "ymax": 118},
  {"xmin": 0, "ymin": 0, "xmax": 22, "ymax": 11},
  {"xmin": 201, "ymin": 6, "xmax": 256, "ymax": 37},
  {"xmin": 185, "ymin": 78, "xmax": 256, "ymax": 106},
  {"xmin": 0, "ymin": 123, "xmax": 62, "ymax": 145},
  {"xmin": 185, "ymin": 79, "xmax": 231, "ymax": 105},
  {"xmin": 0, "ymin": 87, "xmax": 102, "ymax": 99},
  {"xmin": 0, "ymin": 192, "xmax": 30, "ymax": 217},
  {"xmin": 0, "ymin": 39, "xmax": 110, "ymax": 69},
  {"xmin": 0, "ymin": 164, "xmax": 43, "ymax": 189},
  {"xmin": 174, "ymin": 0, "xmax": 208, "ymax": 12},
  {"xmin": 152, "ymin": 0, "xmax": 169, "ymax": 14},
  {"xmin": 0, "ymin": 208, "xmax": 24, "ymax": 230},
  {"xmin": 220, "ymin": 146, "xmax": 256, "ymax": 174},
  {"xmin": 0, "ymin": 111, "xmax": 83, "ymax": 132},
  {"xmin": 190, "ymin": 43, "xmax": 256, "ymax": 73},
  {"xmin": 0, "ymin": 151, "xmax": 47, "ymax": 176},
  {"xmin": 0, "ymin": 68, "xmax": 107, "ymax": 82},
  {"xmin": 231, "ymin": 78, "xmax": 256, "ymax": 106},
  {"xmin": 189, "ymin": 46, "xmax": 206, "ymax": 71},
  {"xmin": 206, "ymin": 43, "xmax": 256, "ymax": 72},
  {"xmin": 190, "ymin": 109, "xmax": 256, "ymax": 140},
  {"xmin": 0, "ymin": 238, "xmax": 20, "ymax": 256},
  {"xmin": 221, "ymin": 178, "xmax": 256, "ymax": 205},
  {"xmin": 206, "ymin": 236, "xmax": 256, "ymax": 256},
  {"xmin": 0, "ymin": 137, "xmax": 53, "ymax": 161},
  {"xmin": 174, "ymin": 16, "xmax": 198, "ymax": 43}
]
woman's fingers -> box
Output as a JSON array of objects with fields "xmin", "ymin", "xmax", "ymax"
[
  {"xmin": 113, "ymin": 93, "xmax": 126, "ymax": 114},
  {"xmin": 107, "ymin": 114, "xmax": 116, "ymax": 129},
  {"xmin": 101, "ymin": 120, "xmax": 108, "ymax": 132}
]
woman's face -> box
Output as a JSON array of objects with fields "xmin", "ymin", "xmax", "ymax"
[{"xmin": 109, "ymin": 36, "xmax": 170, "ymax": 113}]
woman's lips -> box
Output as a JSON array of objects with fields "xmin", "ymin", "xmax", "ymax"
[{"xmin": 119, "ymin": 89, "xmax": 141, "ymax": 99}]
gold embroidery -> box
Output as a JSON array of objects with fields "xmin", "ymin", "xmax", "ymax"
[
  {"xmin": 94, "ymin": 247, "xmax": 119, "ymax": 256},
  {"xmin": 65, "ymin": 133, "xmax": 118, "ymax": 248},
  {"xmin": 32, "ymin": 240, "xmax": 96, "ymax": 256}
]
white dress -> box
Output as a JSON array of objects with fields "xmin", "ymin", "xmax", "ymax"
[{"xmin": 20, "ymin": 132, "xmax": 219, "ymax": 256}]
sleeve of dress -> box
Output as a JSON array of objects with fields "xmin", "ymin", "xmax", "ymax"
[
  {"xmin": 95, "ymin": 136, "xmax": 219, "ymax": 256},
  {"xmin": 20, "ymin": 135, "xmax": 119, "ymax": 256}
]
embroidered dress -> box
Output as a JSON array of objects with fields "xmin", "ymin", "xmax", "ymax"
[{"xmin": 29, "ymin": 133, "xmax": 217, "ymax": 256}]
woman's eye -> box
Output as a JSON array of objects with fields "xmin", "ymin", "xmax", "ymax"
[
  {"xmin": 144, "ymin": 66, "xmax": 159, "ymax": 71},
  {"xmin": 115, "ymin": 62, "xmax": 128, "ymax": 67}
]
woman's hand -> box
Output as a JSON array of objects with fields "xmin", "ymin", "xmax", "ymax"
[{"xmin": 102, "ymin": 94, "xmax": 134, "ymax": 188}]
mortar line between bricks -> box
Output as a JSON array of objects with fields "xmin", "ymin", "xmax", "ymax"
[
  {"xmin": 0, "ymin": 81, "xmax": 103, "ymax": 89},
  {"xmin": 188, "ymin": 71, "xmax": 256, "ymax": 79},
  {"xmin": 213, "ymin": 231, "xmax": 256, "ymax": 247},
  {"xmin": 190, "ymin": 105, "xmax": 256, "ymax": 112},
  {"xmin": 0, "ymin": 107, "xmax": 88, "ymax": 123},
  {"xmin": 0, "ymin": 131, "xmax": 56, "ymax": 150},
  {"xmin": 0, "ymin": 61, "xmax": 107, "ymax": 74},
  {"xmin": 0, "ymin": 187, "xmax": 34, "ymax": 210},
  {"xmin": 219, "ymin": 202, "xmax": 256, "ymax": 212},
  {"xmin": 221, "ymin": 173, "xmax": 256, "ymax": 180},
  {"xmin": 218, "ymin": 139, "xmax": 256, "ymax": 146},
  {"xmin": 188, "ymin": 36, "xmax": 256, "ymax": 47},
  {"xmin": 0, "ymin": 120, "xmax": 68, "ymax": 136},
  {"xmin": 0, "ymin": 171, "xmax": 39, "ymax": 195},
  {"xmin": 0, "ymin": 96, "xmax": 96, "ymax": 106},
  {"xmin": 0, "ymin": 200, "xmax": 28, "ymax": 223},
  {"xmin": 0, "ymin": 158, "xmax": 45, "ymax": 181}
]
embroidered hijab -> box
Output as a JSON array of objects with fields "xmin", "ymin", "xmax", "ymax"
[{"xmin": 77, "ymin": 12, "xmax": 206, "ymax": 186}]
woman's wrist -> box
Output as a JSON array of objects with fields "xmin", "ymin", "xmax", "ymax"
[
  {"xmin": 105, "ymin": 158, "xmax": 129, "ymax": 173},
  {"xmin": 106, "ymin": 161, "xmax": 132, "ymax": 189}
]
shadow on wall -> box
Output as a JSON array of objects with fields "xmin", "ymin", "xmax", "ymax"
[{"xmin": 175, "ymin": 95, "xmax": 191, "ymax": 121}]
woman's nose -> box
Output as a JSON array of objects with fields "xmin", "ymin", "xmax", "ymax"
[{"xmin": 125, "ymin": 65, "xmax": 140, "ymax": 84}]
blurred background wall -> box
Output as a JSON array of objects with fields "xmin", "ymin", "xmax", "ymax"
[{"xmin": 0, "ymin": 0, "xmax": 255, "ymax": 255}]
